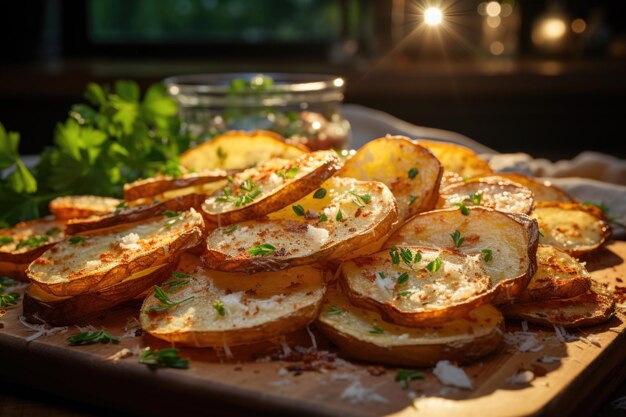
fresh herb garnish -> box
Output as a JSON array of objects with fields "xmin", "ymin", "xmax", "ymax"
[
  {"xmin": 319, "ymin": 213, "xmax": 328, "ymax": 222},
  {"xmin": 248, "ymin": 243, "xmax": 276, "ymax": 257},
  {"xmin": 147, "ymin": 285, "xmax": 194, "ymax": 312},
  {"xmin": 390, "ymin": 247, "xmax": 401, "ymax": 265},
  {"xmin": 450, "ymin": 230, "xmax": 464, "ymax": 248},
  {"xmin": 292, "ymin": 204, "xmax": 305, "ymax": 216},
  {"xmin": 0, "ymin": 277, "xmax": 18, "ymax": 287},
  {"xmin": 327, "ymin": 305, "xmax": 343, "ymax": 315},
  {"xmin": 454, "ymin": 202, "xmax": 470, "ymax": 216},
  {"xmin": 313, "ymin": 188, "xmax": 327, "ymax": 199},
  {"xmin": 390, "ymin": 247, "xmax": 422, "ymax": 270},
  {"xmin": 397, "ymin": 272, "xmax": 410, "ymax": 285},
  {"xmin": 378, "ymin": 272, "xmax": 387, "ymax": 280},
  {"xmin": 15, "ymin": 235, "xmax": 49, "ymax": 249},
  {"xmin": 348, "ymin": 190, "xmax": 371, "ymax": 207},
  {"xmin": 395, "ymin": 369, "xmax": 425, "ymax": 389},
  {"xmin": 278, "ymin": 167, "xmax": 299, "ymax": 179},
  {"xmin": 0, "ymin": 236, "xmax": 13, "ymax": 246},
  {"xmin": 45, "ymin": 227, "xmax": 61, "ymax": 236},
  {"xmin": 0, "ymin": 291, "xmax": 19, "ymax": 308},
  {"xmin": 67, "ymin": 330, "xmax": 119, "ymax": 346},
  {"xmin": 468, "ymin": 192, "xmax": 483, "ymax": 206},
  {"xmin": 426, "ymin": 258, "xmax": 443, "ymax": 273},
  {"xmin": 113, "ymin": 202, "xmax": 128, "ymax": 215},
  {"xmin": 408, "ymin": 168, "xmax": 419, "ymax": 179},
  {"xmin": 335, "ymin": 209, "xmax": 343, "ymax": 221},
  {"xmin": 398, "ymin": 291, "xmax": 413, "ymax": 297},
  {"xmin": 481, "ymin": 248, "xmax": 493, "ymax": 262},
  {"xmin": 216, "ymin": 146, "xmax": 228, "ymax": 166},
  {"xmin": 69, "ymin": 236, "xmax": 87, "ymax": 245},
  {"xmin": 409, "ymin": 195, "xmax": 418, "ymax": 206},
  {"xmin": 224, "ymin": 224, "xmax": 238, "ymax": 235},
  {"xmin": 163, "ymin": 210, "xmax": 181, "ymax": 218},
  {"xmin": 369, "ymin": 325, "xmax": 384, "ymax": 335},
  {"xmin": 212, "ymin": 300, "xmax": 226, "ymax": 316},
  {"xmin": 139, "ymin": 347, "xmax": 189, "ymax": 369},
  {"xmin": 162, "ymin": 272, "xmax": 193, "ymax": 292}
]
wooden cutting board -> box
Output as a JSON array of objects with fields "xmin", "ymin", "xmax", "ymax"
[{"xmin": 1, "ymin": 242, "xmax": 625, "ymax": 417}]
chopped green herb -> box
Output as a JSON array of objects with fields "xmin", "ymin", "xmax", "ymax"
[
  {"xmin": 468, "ymin": 192, "xmax": 483, "ymax": 206},
  {"xmin": 539, "ymin": 229, "xmax": 545, "ymax": 237},
  {"xmin": 0, "ymin": 292, "xmax": 19, "ymax": 308},
  {"xmin": 15, "ymin": 235, "xmax": 49, "ymax": 250},
  {"xmin": 278, "ymin": 167, "xmax": 299, "ymax": 179},
  {"xmin": 0, "ymin": 277, "xmax": 19, "ymax": 287},
  {"xmin": 397, "ymin": 272, "xmax": 410, "ymax": 285},
  {"xmin": 216, "ymin": 146, "xmax": 228, "ymax": 166},
  {"xmin": 0, "ymin": 236, "xmax": 13, "ymax": 246},
  {"xmin": 224, "ymin": 224, "xmax": 238, "ymax": 235},
  {"xmin": 319, "ymin": 213, "xmax": 328, "ymax": 222},
  {"xmin": 369, "ymin": 325, "xmax": 384, "ymax": 335},
  {"xmin": 349, "ymin": 191, "xmax": 371, "ymax": 207},
  {"xmin": 389, "ymin": 248, "xmax": 400, "ymax": 265},
  {"xmin": 413, "ymin": 252, "xmax": 422, "ymax": 263},
  {"xmin": 67, "ymin": 330, "xmax": 119, "ymax": 346},
  {"xmin": 336, "ymin": 209, "xmax": 343, "ymax": 221},
  {"xmin": 450, "ymin": 230, "xmax": 464, "ymax": 248},
  {"xmin": 327, "ymin": 305, "xmax": 343, "ymax": 315},
  {"xmin": 395, "ymin": 369, "xmax": 425, "ymax": 389},
  {"xmin": 426, "ymin": 258, "xmax": 443, "ymax": 273},
  {"xmin": 481, "ymin": 248, "xmax": 493, "ymax": 262},
  {"xmin": 400, "ymin": 248, "xmax": 413, "ymax": 265},
  {"xmin": 113, "ymin": 202, "xmax": 128, "ymax": 215},
  {"xmin": 409, "ymin": 195, "xmax": 418, "ymax": 206},
  {"xmin": 378, "ymin": 272, "xmax": 387, "ymax": 280},
  {"xmin": 398, "ymin": 291, "xmax": 413, "ymax": 297},
  {"xmin": 248, "ymin": 243, "xmax": 276, "ymax": 257},
  {"xmin": 240, "ymin": 178, "xmax": 255, "ymax": 192},
  {"xmin": 408, "ymin": 167, "xmax": 419, "ymax": 179},
  {"xmin": 292, "ymin": 204, "xmax": 305, "ymax": 216},
  {"xmin": 313, "ymin": 188, "xmax": 327, "ymax": 199},
  {"xmin": 147, "ymin": 285, "xmax": 194, "ymax": 312},
  {"xmin": 454, "ymin": 202, "xmax": 470, "ymax": 216},
  {"xmin": 45, "ymin": 227, "xmax": 61, "ymax": 236},
  {"xmin": 162, "ymin": 272, "xmax": 193, "ymax": 292},
  {"xmin": 212, "ymin": 300, "xmax": 226, "ymax": 316},
  {"xmin": 69, "ymin": 236, "xmax": 87, "ymax": 245},
  {"xmin": 163, "ymin": 210, "xmax": 181, "ymax": 218},
  {"xmin": 139, "ymin": 347, "xmax": 189, "ymax": 369}
]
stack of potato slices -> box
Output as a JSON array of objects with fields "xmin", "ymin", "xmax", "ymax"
[{"xmin": 5, "ymin": 130, "xmax": 615, "ymax": 367}]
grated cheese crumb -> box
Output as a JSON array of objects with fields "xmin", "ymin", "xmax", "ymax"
[
  {"xmin": 506, "ymin": 371, "xmax": 535, "ymax": 385},
  {"xmin": 339, "ymin": 378, "xmax": 389, "ymax": 404},
  {"xmin": 433, "ymin": 360, "xmax": 473, "ymax": 390},
  {"xmin": 119, "ymin": 232, "xmax": 141, "ymax": 250}
]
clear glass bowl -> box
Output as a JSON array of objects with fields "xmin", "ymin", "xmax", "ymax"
[{"xmin": 163, "ymin": 73, "xmax": 351, "ymax": 151}]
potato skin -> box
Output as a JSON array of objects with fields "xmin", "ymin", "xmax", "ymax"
[
  {"xmin": 49, "ymin": 196, "xmax": 122, "ymax": 220},
  {"xmin": 123, "ymin": 171, "xmax": 228, "ymax": 201},
  {"xmin": 66, "ymin": 194, "xmax": 206, "ymax": 235},
  {"xmin": 22, "ymin": 262, "xmax": 176, "ymax": 326},
  {"xmin": 0, "ymin": 217, "xmax": 65, "ymax": 264}
]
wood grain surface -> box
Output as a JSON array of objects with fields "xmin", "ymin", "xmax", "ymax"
[{"xmin": 0, "ymin": 242, "xmax": 625, "ymax": 417}]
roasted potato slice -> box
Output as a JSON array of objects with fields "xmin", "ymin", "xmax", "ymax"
[
  {"xmin": 497, "ymin": 173, "xmax": 575, "ymax": 202},
  {"xmin": 438, "ymin": 176, "xmax": 534, "ymax": 214},
  {"xmin": 65, "ymin": 194, "xmax": 206, "ymax": 235},
  {"xmin": 317, "ymin": 286, "xmax": 504, "ymax": 367},
  {"xmin": 202, "ymin": 150, "xmax": 340, "ymax": 225},
  {"xmin": 205, "ymin": 177, "xmax": 397, "ymax": 272},
  {"xmin": 517, "ymin": 244, "xmax": 591, "ymax": 302},
  {"xmin": 180, "ymin": 130, "xmax": 307, "ymax": 171},
  {"xmin": 417, "ymin": 139, "xmax": 493, "ymax": 178},
  {"xmin": 23, "ymin": 262, "xmax": 176, "ymax": 326},
  {"xmin": 0, "ymin": 217, "xmax": 65, "ymax": 265},
  {"xmin": 49, "ymin": 195, "xmax": 122, "ymax": 220},
  {"xmin": 337, "ymin": 136, "xmax": 442, "ymax": 220},
  {"xmin": 123, "ymin": 170, "xmax": 228, "ymax": 200},
  {"xmin": 27, "ymin": 209, "xmax": 205, "ymax": 296},
  {"xmin": 532, "ymin": 202, "xmax": 610, "ymax": 256},
  {"xmin": 386, "ymin": 207, "xmax": 539, "ymax": 303},
  {"xmin": 141, "ymin": 254, "xmax": 325, "ymax": 347},
  {"xmin": 341, "ymin": 247, "xmax": 493, "ymax": 327},
  {"xmin": 502, "ymin": 282, "xmax": 615, "ymax": 328}
]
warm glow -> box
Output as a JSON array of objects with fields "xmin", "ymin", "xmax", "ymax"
[
  {"xmin": 424, "ymin": 7, "xmax": 443, "ymax": 26},
  {"xmin": 571, "ymin": 18, "xmax": 586, "ymax": 34},
  {"xmin": 486, "ymin": 1, "xmax": 501, "ymax": 17},
  {"xmin": 487, "ymin": 16, "xmax": 501, "ymax": 28},
  {"xmin": 490, "ymin": 41, "xmax": 504, "ymax": 55},
  {"xmin": 541, "ymin": 18, "xmax": 567, "ymax": 40}
]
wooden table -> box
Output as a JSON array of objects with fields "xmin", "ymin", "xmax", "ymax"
[{"xmin": 1, "ymin": 242, "xmax": 626, "ymax": 417}]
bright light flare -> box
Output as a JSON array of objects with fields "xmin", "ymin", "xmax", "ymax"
[{"xmin": 424, "ymin": 7, "xmax": 443, "ymax": 26}]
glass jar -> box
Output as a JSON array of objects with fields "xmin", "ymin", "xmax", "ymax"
[{"xmin": 163, "ymin": 73, "xmax": 351, "ymax": 151}]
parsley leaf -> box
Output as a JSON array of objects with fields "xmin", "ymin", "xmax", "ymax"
[
  {"xmin": 336, "ymin": 209, "xmax": 343, "ymax": 221},
  {"xmin": 481, "ymin": 248, "xmax": 493, "ymax": 262},
  {"xmin": 389, "ymin": 247, "xmax": 400, "ymax": 265},
  {"xmin": 248, "ymin": 243, "xmax": 276, "ymax": 256},
  {"xmin": 409, "ymin": 195, "xmax": 418, "ymax": 206},
  {"xmin": 348, "ymin": 190, "xmax": 371, "ymax": 207},
  {"xmin": 139, "ymin": 347, "xmax": 189, "ymax": 369},
  {"xmin": 397, "ymin": 272, "xmax": 410, "ymax": 285},
  {"xmin": 278, "ymin": 167, "xmax": 299, "ymax": 179},
  {"xmin": 327, "ymin": 305, "xmax": 343, "ymax": 315},
  {"xmin": 369, "ymin": 325, "xmax": 384, "ymax": 335},
  {"xmin": 450, "ymin": 230, "xmax": 464, "ymax": 248},
  {"xmin": 0, "ymin": 292, "xmax": 20, "ymax": 308},
  {"xmin": 395, "ymin": 369, "xmax": 425, "ymax": 389},
  {"xmin": 147, "ymin": 285, "xmax": 194, "ymax": 312},
  {"xmin": 313, "ymin": 188, "xmax": 327, "ymax": 199},
  {"xmin": 468, "ymin": 192, "xmax": 483, "ymax": 206},
  {"xmin": 69, "ymin": 236, "xmax": 87, "ymax": 245},
  {"xmin": 319, "ymin": 213, "xmax": 328, "ymax": 222},
  {"xmin": 15, "ymin": 235, "xmax": 49, "ymax": 250},
  {"xmin": 0, "ymin": 236, "xmax": 13, "ymax": 246},
  {"xmin": 212, "ymin": 300, "xmax": 226, "ymax": 316},
  {"xmin": 426, "ymin": 258, "xmax": 443, "ymax": 273},
  {"xmin": 67, "ymin": 330, "xmax": 119, "ymax": 346},
  {"xmin": 454, "ymin": 202, "xmax": 470, "ymax": 216},
  {"xmin": 224, "ymin": 224, "xmax": 238, "ymax": 235},
  {"xmin": 408, "ymin": 167, "xmax": 419, "ymax": 179},
  {"xmin": 292, "ymin": 204, "xmax": 305, "ymax": 216}
]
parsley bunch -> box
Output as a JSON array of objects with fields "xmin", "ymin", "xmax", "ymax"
[{"xmin": 0, "ymin": 80, "xmax": 190, "ymax": 228}]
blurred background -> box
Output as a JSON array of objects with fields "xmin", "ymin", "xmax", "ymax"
[{"xmin": 1, "ymin": 0, "xmax": 625, "ymax": 159}]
